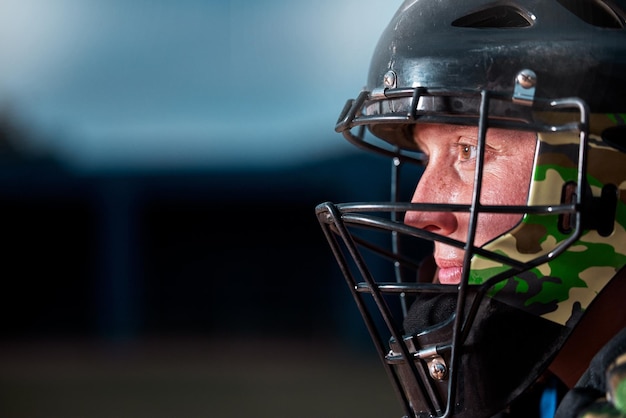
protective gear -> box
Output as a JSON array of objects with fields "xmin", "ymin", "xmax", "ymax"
[{"xmin": 315, "ymin": 0, "xmax": 626, "ymax": 417}]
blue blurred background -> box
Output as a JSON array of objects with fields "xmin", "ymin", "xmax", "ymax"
[
  {"xmin": 0, "ymin": 0, "xmax": 393, "ymax": 170},
  {"xmin": 0, "ymin": 1, "xmax": 405, "ymax": 416}
]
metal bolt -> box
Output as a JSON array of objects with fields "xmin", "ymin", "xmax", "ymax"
[
  {"xmin": 383, "ymin": 70, "xmax": 397, "ymax": 88},
  {"xmin": 428, "ymin": 357, "xmax": 448, "ymax": 381},
  {"xmin": 516, "ymin": 69, "xmax": 536, "ymax": 89}
]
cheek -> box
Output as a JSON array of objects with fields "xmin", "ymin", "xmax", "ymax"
[
  {"xmin": 474, "ymin": 158, "xmax": 534, "ymax": 245},
  {"xmin": 481, "ymin": 146, "xmax": 535, "ymax": 207},
  {"xmin": 475, "ymin": 213, "xmax": 523, "ymax": 246},
  {"xmin": 482, "ymin": 176, "xmax": 529, "ymax": 206}
]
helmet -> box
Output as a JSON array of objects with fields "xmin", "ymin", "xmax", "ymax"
[{"xmin": 316, "ymin": 0, "xmax": 626, "ymax": 416}]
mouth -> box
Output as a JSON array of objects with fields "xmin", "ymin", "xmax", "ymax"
[{"xmin": 436, "ymin": 265, "xmax": 463, "ymax": 285}]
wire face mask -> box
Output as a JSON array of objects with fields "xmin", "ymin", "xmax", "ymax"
[{"xmin": 315, "ymin": 1, "xmax": 626, "ymax": 417}]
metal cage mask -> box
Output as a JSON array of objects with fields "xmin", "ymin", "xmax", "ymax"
[
  {"xmin": 315, "ymin": 0, "xmax": 626, "ymax": 415},
  {"xmin": 316, "ymin": 80, "xmax": 605, "ymax": 417}
]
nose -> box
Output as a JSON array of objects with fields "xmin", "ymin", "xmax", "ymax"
[{"xmin": 403, "ymin": 166, "xmax": 459, "ymax": 236}]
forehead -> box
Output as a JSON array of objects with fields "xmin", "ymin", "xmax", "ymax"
[
  {"xmin": 412, "ymin": 123, "xmax": 530, "ymax": 144},
  {"xmin": 412, "ymin": 123, "xmax": 475, "ymax": 142}
]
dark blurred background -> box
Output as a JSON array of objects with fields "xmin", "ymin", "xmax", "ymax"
[{"xmin": 0, "ymin": 1, "xmax": 405, "ymax": 417}]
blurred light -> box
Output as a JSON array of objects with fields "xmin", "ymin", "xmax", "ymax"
[{"xmin": 0, "ymin": 0, "xmax": 395, "ymax": 170}]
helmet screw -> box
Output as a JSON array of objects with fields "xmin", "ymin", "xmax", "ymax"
[
  {"xmin": 428, "ymin": 357, "xmax": 448, "ymax": 381},
  {"xmin": 516, "ymin": 70, "xmax": 536, "ymax": 89},
  {"xmin": 383, "ymin": 70, "xmax": 397, "ymax": 89}
]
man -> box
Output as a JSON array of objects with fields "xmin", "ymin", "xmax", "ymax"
[
  {"xmin": 403, "ymin": 124, "xmax": 536, "ymax": 286},
  {"xmin": 316, "ymin": 0, "xmax": 626, "ymax": 416}
]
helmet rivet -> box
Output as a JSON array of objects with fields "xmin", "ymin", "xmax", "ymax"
[
  {"xmin": 383, "ymin": 70, "xmax": 397, "ymax": 88},
  {"xmin": 428, "ymin": 357, "xmax": 448, "ymax": 381},
  {"xmin": 516, "ymin": 70, "xmax": 536, "ymax": 89}
]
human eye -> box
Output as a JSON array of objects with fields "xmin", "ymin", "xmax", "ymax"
[{"xmin": 457, "ymin": 143, "xmax": 477, "ymax": 162}]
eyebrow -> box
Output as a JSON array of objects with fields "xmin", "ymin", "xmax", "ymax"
[{"xmin": 412, "ymin": 125, "xmax": 477, "ymax": 144}]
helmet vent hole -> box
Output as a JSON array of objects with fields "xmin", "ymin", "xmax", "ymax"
[
  {"xmin": 451, "ymin": 5, "xmax": 533, "ymax": 28},
  {"xmin": 556, "ymin": 0, "xmax": 625, "ymax": 28}
]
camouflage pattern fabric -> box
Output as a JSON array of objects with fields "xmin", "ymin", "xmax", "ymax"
[{"xmin": 470, "ymin": 114, "xmax": 626, "ymax": 327}]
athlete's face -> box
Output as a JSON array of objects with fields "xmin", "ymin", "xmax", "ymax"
[{"xmin": 404, "ymin": 123, "xmax": 537, "ymax": 284}]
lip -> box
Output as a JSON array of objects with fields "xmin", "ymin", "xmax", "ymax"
[{"xmin": 435, "ymin": 260, "xmax": 463, "ymax": 285}]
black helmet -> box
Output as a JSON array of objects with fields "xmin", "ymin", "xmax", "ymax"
[{"xmin": 316, "ymin": 0, "xmax": 626, "ymax": 416}]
